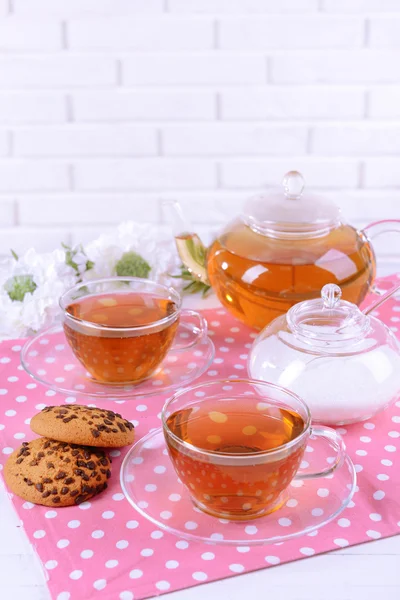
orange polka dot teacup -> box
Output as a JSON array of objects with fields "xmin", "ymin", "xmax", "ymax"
[{"xmin": 162, "ymin": 379, "xmax": 346, "ymax": 520}]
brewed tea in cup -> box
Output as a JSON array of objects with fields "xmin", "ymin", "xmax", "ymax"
[
  {"xmin": 60, "ymin": 278, "xmax": 207, "ymax": 384},
  {"xmin": 162, "ymin": 379, "xmax": 345, "ymax": 520}
]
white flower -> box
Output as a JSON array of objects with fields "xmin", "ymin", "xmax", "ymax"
[
  {"xmin": 83, "ymin": 222, "xmax": 181, "ymax": 288},
  {"xmin": 0, "ymin": 248, "xmax": 77, "ymax": 340}
]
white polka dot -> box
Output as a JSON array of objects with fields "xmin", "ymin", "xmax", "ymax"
[
  {"xmin": 33, "ymin": 530, "xmax": 46, "ymax": 539},
  {"xmin": 185, "ymin": 521, "xmax": 198, "ymax": 530},
  {"xmin": 7, "ymin": 376, "xmax": 18, "ymax": 382},
  {"xmin": 355, "ymin": 464, "xmax": 363, "ymax": 473},
  {"xmin": 22, "ymin": 501, "xmax": 34, "ymax": 509},
  {"xmin": 392, "ymin": 416, "xmax": 400, "ymax": 423},
  {"xmin": 312, "ymin": 508, "xmax": 324, "ymax": 517},
  {"xmin": 367, "ymin": 530, "xmax": 381, "ymax": 539},
  {"xmin": 92, "ymin": 530, "xmax": 104, "ymax": 539},
  {"xmin": 373, "ymin": 490, "xmax": 385, "ymax": 500},
  {"xmin": 370, "ymin": 513, "xmax": 382, "ymax": 522},
  {"xmin": 35, "ymin": 403, "xmax": 47, "ymax": 410},
  {"xmin": 377, "ymin": 474, "xmax": 390, "ymax": 481},
  {"xmin": 140, "ymin": 548, "xmax": 153, "ymax": 557},
  {"xmin": 168, "ymin": 493, "xmax": 181, "ymax": 502},
  {"xmin": 126, "ymin": 520, "xmax": 139, "ymax": 529},
  {"xmin": 201, "ymin": 552, "xmax": 215, "ymax": 560},
  {"xmin": 26, "ymin": 383, "xmax": 36, "ymax": 388},
  {"xmin": 192, "ymin": 572, "xmax": 207, "ymax": 581},
  {"xmin": 151, "ymin": 530, "xmax": 164, "ymax": 539},
  {"xmin": 154, "ymin": 465, "xmax": 166, "ymax": 474},
  {"xmin": 145, "ymin": 483, "xmax": 157, "ymax": 492},
  {"xmin": 93, "ymin": 580, "xmax": 107, "ymax": 591},
  {"xmin": 138, "ymin": 501, "xmax": 148, "ymax": 509},
  {"xmin": 176, "ymin": 540, "xmax": 189, "ymax": 549},
  {"xmin": 334, "ymin": 538, "xmax": 349, "ymax": 547},
  {"xmin": 384, "ymin": 445, "xmax": 396, "ymax": 452},
  {"xmin": 236, "ymin": 546, "xmax": 250, "ymax": 553},
  {"xmin": 265, "ymin": 556, "xmax": 280, "ymax": 565},
  {"xmin": 45, "ymin": 560, "xmax": 58, "ymax": 570},
  {"xmin": 102, "ymin": 511, "xmax": 115, "ymax": 519},
  {"xmin": 129, "ymin": 569, "xmax": 143, "ymax": 579},
  {"xmin": 136, "ymin": 404, "xmax": 147, "ymax": 412},
  {"xmin": 57, "ymin": 593, "xmax": 70, "ymax": 600},
  {"xmin": 165, "ymin": 560, "xmax": 179, "ymax": 569},
  {"xmin": 363, "ymin": 422, "xmax": 375, "ymax": 430},
  {"xmin": 160, "ymin": 510, "xmax": 172, "ymax": 520},
  {"xmin": 155, "ymin": 581, "xmax": 170, "ymax": 591},
  {"xmin": 278, "ymin": 518, "xmax": 292, "ymax": 527},
  {"xmin": 2, "ymin": 447, "xmax": 13, "ymax": 455},
  {"xmin": 57, "ymin": 539, "xmax": 69, "ymax": 548},
  {"xmin": 106, "ymin": 559, "xmax": 118, "ymax": 569},
  {"xmin": 360, "ymin": 436, "xmax": 371, "ymax": 443},
  {"xmin": 229, "ymin": 563, "xmax": 245, "ymax": 573},
  {"xmin": 109, "ymin": 449, "xmax": 121, "ymax": 458},
  {"xmin": 116, "ymin": 540, "xmax": 129, "ymax": 550},
  {"xmin": 317, "ymin": 488, "xmax": 329, "ymax": 498},
  {"xmin": 68, "ymin": 520, "xmax": 80, "ymax": 529},
  {"xmin": 45, "ymin": 511, "xmax": 57, "ymax": 519},
  {"xmin": 338, "ymin": 518, "xmax": 351, "ymax": 528},
  {"xmin": 81, "ymin": 550, "xmax": 93, "ymax": 559},
  {"xmin": 13, "ymin": 432, "xmax": 25, "ymax": 440},
  {"xmin": 245, "ymin": 525, "xmax": 258, "ymax": 535},
  {"xmin": 388, "ymin": 431, "xmax": 400, "ymax": 438},
  {"xmin": 0, "ymin": 357, "xmax": 10, "ymax": 363},
  {"xmin": 5, "ymin": 410, "xmax": 16, "ymax": 417},
  {"xmin": 355, "ymin": 449, "xmax": 367, "ymax": 456},
  {"xmin": 0, "ymin": 389, "xmax": 8, "ymax": 395},
  {"xmin": 286, "ymin": 499, "xmax": 298, "ymax": 508},
  {"xmin": 381, "ymin": 458, "xmax": 393, "ymax": 466},
  {"xmin": 112, "ymin": 493, "xmax": 124, "ymax": 502},
  {"xmin": 69, "ymin": 570, "xmax": 83, "ymax": 580},
  {"xmin": 300, "ymin": 547, "xmax": 315, "ymax": 556}
]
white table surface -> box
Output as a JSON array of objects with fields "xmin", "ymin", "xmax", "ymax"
[{"xmin": 1, "ymin": 292, "xmax": 399, "ymax": 599}]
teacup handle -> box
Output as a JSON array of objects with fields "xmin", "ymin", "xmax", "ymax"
[
  {"xmin": 294, "ymin": 426, "xmax": 347, "ymax": 480},
  {"xmin": 172, "ymin": 309, "xmax": 208, "ymax": 351}
]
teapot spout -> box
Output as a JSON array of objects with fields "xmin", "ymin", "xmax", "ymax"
[{"xmin": 163, "ymin": 200, "xmax": 210, "ymax": 285}]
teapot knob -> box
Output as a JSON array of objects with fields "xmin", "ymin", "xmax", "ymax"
[
  {"xmin": 321, "ymin": 283, "xmax": 342, "ymax": 309},
  {"xmin": 282, "ymin": 171, "xmax": 305, "ymax": 199}
]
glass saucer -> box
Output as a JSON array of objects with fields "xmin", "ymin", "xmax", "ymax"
[
  {"xmin": 20, "ymin": 323, "xmax": 215, "ymax": 399},
  {"xmin": 120, "ymin": 429, "xmax": 357, "ymax": 546}
]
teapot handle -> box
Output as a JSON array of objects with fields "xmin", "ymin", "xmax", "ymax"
[{"xmin": 362, "ymin": 219, "xmax": 400, "ymax": 314}]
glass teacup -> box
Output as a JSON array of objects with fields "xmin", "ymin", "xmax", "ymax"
[
  {"xmin": 60, "ymin": 277, "xmax": 207, "ymax": 385},
  {"xmin": 162, "ymin": 379, "xmax": 346, "ymax": 520}
]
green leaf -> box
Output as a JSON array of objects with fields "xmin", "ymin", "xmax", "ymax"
[
  {"xmin": 173, "ymin": 264, "xmax": 211, "ymax": 297},
  {"xmin": 10, "ymin": 249, "xmax": 19, "ymax": 261}
]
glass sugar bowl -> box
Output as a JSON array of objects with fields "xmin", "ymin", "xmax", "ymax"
[{"xmin": 248, "ymin": 283, "xmax": 400, "ymax": 426}]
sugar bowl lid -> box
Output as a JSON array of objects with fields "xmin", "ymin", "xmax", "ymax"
[
  {"xmin": 243, "ymin": 171, "xmax": 341, "ymax": 238},
  {"xmin": 286, "ymin": 284, "xmax": 370, "ymax": 345}
]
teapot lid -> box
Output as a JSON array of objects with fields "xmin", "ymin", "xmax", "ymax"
[
  {"xmin": 286, "ymin": 284, "xmax": 370, "ymax": 345},
  {"xmin": 243, "ymin": 171, "xmax": 341, "ymax": 238}
]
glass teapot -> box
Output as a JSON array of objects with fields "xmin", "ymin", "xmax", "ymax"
[
  {"xmin": 248, "ymin": 283, "xmax": 400, "ymax": 426},
  {"xmin": 167, "ymin": 171, "xmax": 400, "ymax": 330}
]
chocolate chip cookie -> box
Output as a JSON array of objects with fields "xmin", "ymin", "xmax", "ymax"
[
  {"xmin": 30, "ymin": 405, "xmax": 135, "ymax": 448},
  {"xmin": 4, "ymin": 437, "xmax": 111, "ymax": 507}
]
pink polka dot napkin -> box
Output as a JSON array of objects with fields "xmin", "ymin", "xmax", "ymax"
[{"xmin": 0, "ymin": 277, "xmax": 399, "ymax": 600}]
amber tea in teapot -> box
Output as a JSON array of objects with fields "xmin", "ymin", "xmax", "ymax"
[
  {"xmin": 169, "ymin": 171, "xmax": 400, "ymax": 330},
  {"xmin": 206, "ymin": 220, "xmax": 375, "ymax": 330}
]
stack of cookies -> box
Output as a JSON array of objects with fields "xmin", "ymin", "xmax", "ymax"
[{"xmin": 4, "ymin": 405, "xmax": 135, "ymax": 507}]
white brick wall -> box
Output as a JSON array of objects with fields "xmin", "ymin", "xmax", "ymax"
[{"xmin": 0, "ymin": 1, "xmax": 398, "ymax": 277}]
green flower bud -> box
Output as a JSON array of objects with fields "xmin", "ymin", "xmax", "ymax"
[
  {"xmin": 5, "ymin": 274, "xmax": 37, "ymax": 302},
  {"xmin": 115, "ymin": 251, "xmax": 151, "ymax": 279}
]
